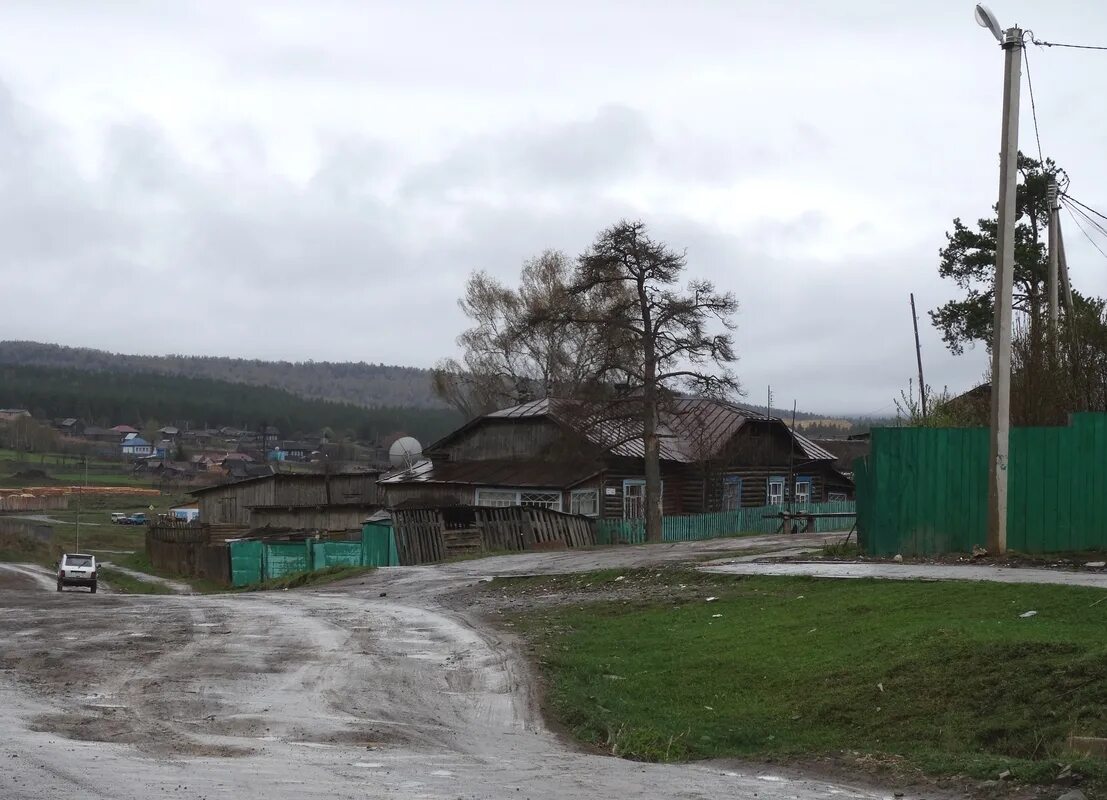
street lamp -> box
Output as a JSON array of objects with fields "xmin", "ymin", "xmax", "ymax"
[{"xmin": 978, "ymin": 4, "xmax": 1022, "ymax": 555}]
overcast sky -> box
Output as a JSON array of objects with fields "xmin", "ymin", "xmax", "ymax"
[{"xmin": 1, "ymin": 1, "xmax": 1105, "ymax": 415}]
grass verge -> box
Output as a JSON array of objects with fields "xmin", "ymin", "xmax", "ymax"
[
  {"xmin": 494, "ymin": 570, "xmax": 1107, "ymax": 790},
  {"xmin": 99, "ymin": 567, "xmax": 173, "ymax": 595}
]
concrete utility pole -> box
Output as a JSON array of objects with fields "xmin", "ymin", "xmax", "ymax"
[
  {"xmin": 1048, "ymin": 177, "xmax": 1060, "ymax": 350},
  {"xmin": 984, "ymin": 15, "xmax": 1023, "ymax": 556},
  {"xmin": 910, "ymin": 293, "xmax": 928, "ymax": 419}
]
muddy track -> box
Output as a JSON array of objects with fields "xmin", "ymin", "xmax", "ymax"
[{"xmin": 0, "ymin": 534, "xmax": 944, "ymax": 800}]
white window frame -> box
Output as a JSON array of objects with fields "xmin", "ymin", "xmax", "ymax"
[
  {"xmin": 794, "ymin": 478, "xmax": 812, "ymax": 505},
  {"xmin": 475, "ymin": 488, "xmax": 562, "ymax": 511},
  {"xmin": 622, "ymin": 479, "xmax": 663, "ymax": 519},
  {"xmin": 519, "ymin": 490, "xmax": 562, "ymax": 511},
  {"xmin": 828, "ymin": 492, "xmax": 848, "ymax": 502},
  {"xmin": 570, "ymin": 488, "xmax": 599, "ymax": 517},
  {"xmin": 721, "ymin": 475, "xmax": 743, "ymax": 512},
  {"xmin": 767, "ymin": 477, "xmax": 785, "ymax": 506}
]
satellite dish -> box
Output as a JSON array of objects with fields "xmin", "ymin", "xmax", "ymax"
[
  {"xmin": 974, "ymin": 4, "xmax": 1003, "ymax": 42},
  {"xmin": 389, "ymin": 437, "xmax": 423, "ymax": 469}
]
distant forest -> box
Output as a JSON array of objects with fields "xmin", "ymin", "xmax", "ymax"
[
  {"xmin": 0, "ymin": 341, "xmax": 446, "ymax": 409},
  {"xmin": 0, "ymin": 364, "xmax": 462, "ymax": 443}
]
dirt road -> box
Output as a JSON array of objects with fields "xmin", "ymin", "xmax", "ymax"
[{"xmin": 0, "ymin": 535, "xmax": 936, "ymax": 800}]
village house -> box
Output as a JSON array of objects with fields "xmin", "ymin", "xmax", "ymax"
[
  {"xmin": 379, "ymin": 398, "xmax": 853, "ymax": 519},
  {"xmin": 0, "ymin": 408, "xmax": 31, "ymax": 422},
  {"xmin": 121, "ymin": 436, "xmax": 153, "ymax": 457},
  {"xmin": 191, "ymin": 470, "xmax": 382, "ymax": 532}
]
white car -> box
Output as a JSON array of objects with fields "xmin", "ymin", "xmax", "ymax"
[
  {"xmin": 110, "ymin": 512, "xmax": 127, "ymax": 524},
  {"xmin": 57, "ymin": 553, "xmax": 98, "ymax": 593}
]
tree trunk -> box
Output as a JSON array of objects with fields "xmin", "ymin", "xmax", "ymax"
[
  {"xmin": 639, "ymin": 279, "xmax": 663, "ymax": 544},
  {"xmin": 642, "ymin": 393, "xmax": 663, "ymax": 543}
]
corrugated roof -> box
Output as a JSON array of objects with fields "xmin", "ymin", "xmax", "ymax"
[
  {"xmin": 436, "ymin": 397, "xmax": 837, "ymax": 466},
  {"xmin": 380, "ymin": 458, "xmax": 600, "ymax": 489}
]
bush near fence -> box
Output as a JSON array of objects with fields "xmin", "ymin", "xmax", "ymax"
[{"xmin": 595, "ymin": 501, "xmax": 856, "ymax": 545}]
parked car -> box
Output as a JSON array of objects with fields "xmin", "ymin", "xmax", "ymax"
[
  {"xmin": 57, "ymin": 553, "xmax": 97, "ymax": 593},
  {"xmin": 126, "ymin": 513, "xmax": 148, "ymax": 525},
  {"xmin": 110, "ymin": 512, "xmax": 127, "ymax": 524}
]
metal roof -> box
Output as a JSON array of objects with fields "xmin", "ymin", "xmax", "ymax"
[{"xmin": 433, "ymin": 397, "xmax": 838, "ymax": 466}]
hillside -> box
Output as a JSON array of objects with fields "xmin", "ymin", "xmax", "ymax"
[
  {"xmin": 0, "ymin": 341, "xmax": 444, "ymax": 409},
  {"xmin": 0, "ymin": 364, "xmax": 462, "ymax": 443}
]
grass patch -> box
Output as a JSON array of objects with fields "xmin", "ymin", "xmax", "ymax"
[
  {"xmin": 241, "ymin": 565, "xmax": 375, "ymax": 592},
  {"xmin": 98, "ymin": 567, "xmax": 172, "ymax": 595},
  {"xmin": 820, "ymin": 538, "xmax": 860, "ymax": 559},
  {"xmin": 502, "ymin": 572, "xmax": 1107, "ymax": 789}
]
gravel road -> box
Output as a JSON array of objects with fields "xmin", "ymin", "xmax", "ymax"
[{"xmin": 0, "ymin": 535, "xmax": 945, "ymax": 800}]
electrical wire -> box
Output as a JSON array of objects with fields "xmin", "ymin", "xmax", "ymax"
[
  {"xmin": 1022, "ymin": 43, "xmax": 1045, "ymax": 166},
  {"xmin": 1062, "ymin": 193, "xmax": 1107, "ymax": 226},
  {"xmin": 1067, "ymin": 201, "xmax": 1107, "ymax": 240},
  {"xmin": 1030, "ymin": 37, "xmax": 1107, "ymax": 51},
  {"xmin": 1063, "ymin": 205, "xmax": 1107, "ymax": 262}
]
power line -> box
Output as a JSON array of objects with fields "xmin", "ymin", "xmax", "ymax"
[
  {"xmin": 1063, "ymin": 204, "xmax": 1107, "ymax": 262},
  {"xmin": 1023, "ymin": 43, "xmax": 1045, "ymax": 165},
  {"xmin": 1062, "ymin": 193, "xmax": 1107, "ymax": 226},
  {"xmin": 1031, "ymin": 38, "xmax": 1107, "ymax": 51},
  {"xmin": 1067, "ymin": 200, "xmax": 1107, "ymax": 240}
]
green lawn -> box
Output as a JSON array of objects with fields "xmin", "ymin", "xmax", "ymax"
[{"xmin": 498, "ymin": 570, "xmax": 1107, "ymax": 789}]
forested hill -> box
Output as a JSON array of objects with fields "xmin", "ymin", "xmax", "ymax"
[
  {"xmin": 0, "ymin": 341, "xmax": 444, "ymax": 409},
  {"xmin": 0, "ymin": 364, "xmax": 462, "ymax": 443}
]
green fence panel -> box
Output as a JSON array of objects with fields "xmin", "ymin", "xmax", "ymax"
[
  {"xmin": 362, "ymin": 523, "xmax": 400, "ymax": 567},
  {"xmin": 263, "ymin": 541, "xmax": 311, "ymax": 580},
  {"xmin": 316, "ymin": 541, "xmax": 363, "ymax": 568},
  {"xmin": 229, "ymin": 539, "xmax": 263, "ymax": 587},
  {"xmin": 593, "ymin": 502, "xmax": 856, "ymax": 546},
  {"xmin": 855, "ymin": 414, "xmax": 1107, "ymax": 556}
]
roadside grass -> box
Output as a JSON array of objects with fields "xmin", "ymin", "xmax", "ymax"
[
  {"xmin": 113, "ymin": 551, "xmax": 226, "ymax": 594},
  {"xmin": 240, "ymin": 565, "xmax": 375, "ymax": 592},
  {"xmin": 0, "ymin": 531, "xmax": 62, "ymax": 567},
  {"xmin": 99, "ymin": 567, "xmax": 173, "ymax": 595},
  {"xmin": 497, "ymin": 571, "xmax": 1107, "ymax": 789}
]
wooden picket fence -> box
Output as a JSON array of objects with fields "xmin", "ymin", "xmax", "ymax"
[{"xmin": 390, "ymin": 505, "xmax": 595, "ymax": 565}]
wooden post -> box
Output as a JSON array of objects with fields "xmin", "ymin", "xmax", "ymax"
[{"xmin": 910, "ymin": 293, "xmax": 928, "ymax": 419}]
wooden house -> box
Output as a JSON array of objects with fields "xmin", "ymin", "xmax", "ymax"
[
  {"xmin": 379, "ymin": 398, "xmax": 853, "ymax": 519},
  {"xmin": 191, "ymin": 470, "xmax": 382, "ymax": 529}
]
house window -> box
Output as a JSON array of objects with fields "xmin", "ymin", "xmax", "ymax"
[
  {"xmin": 794, "ymin": 478, "xmax": 812, "ymax": 505},
  {"xmin": 622, "ymin": 479, "xmax": 663, "ymax": 519},
  {"xmin": 570, "ymin": 489, "xmax": 599, "ymax": 517},
  {"xmin": 475, "ymin": 489, "xmax": 517, "ymax": 508},
  {"xmin": 721, "ymin": 475, "xmax": 742, "ymax": 511},
  {"xmin": 828, "ymin": 492, "xmax": 848, "ymax": 502},
  {"xmin": 475, "ymin": 488, "xmax": 562, "ymax": 511},
  {"xmin": 519, "ymin": 491, "xmax": 562, "ymax": 511},
  {"xmin": 767, "ymin": 477, "xmax": 785, "ymax": 506}
]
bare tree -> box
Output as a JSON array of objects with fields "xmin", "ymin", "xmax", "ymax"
[
  {"xmin": 560, "ymin": 220, "xmax": 740, "ymax": 543},
  {"xmin": 432, "ymin": 250, "xmax": 615, "ymax": 418}
]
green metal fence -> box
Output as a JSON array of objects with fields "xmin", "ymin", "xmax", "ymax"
[
  {"xmin": 857, "ymin": 413, "xmax": 1107, "ymax": 556},
  {"xmin": 227, "ymin": 522, "xmax": 401, "ymax": 587},
  {"xmin": 594, "ymin": 501, "xmax": 856, "ymax": 545}
]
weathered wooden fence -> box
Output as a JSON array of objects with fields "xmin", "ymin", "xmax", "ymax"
[
  {"xmin": 146, "ymin": 522, "xmax": 231, "ymax": 586},
  {"xmin": 390, "ymin": 505, "xmax": 595, "ymax": 565},
  {"xmin": 595, "ymin": 501, "xmax": 857, "ymax": 545},
  {"xmin": 856, "ymin": 412, "xmax": 1107, "ymax": 555}
]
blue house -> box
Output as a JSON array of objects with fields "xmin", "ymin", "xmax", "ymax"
[{"xmin": 121, "ymin": 437, "xmax": 153, "ymax": 457}]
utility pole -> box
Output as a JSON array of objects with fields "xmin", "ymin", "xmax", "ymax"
[
  {"xmin": 1057, "ymin": 211, "xmax": 1074, "ymax": 318},
  {"xmin": 986, "ymin": 22, "xmax": 1023, "ymax": 556},
  {"xmin": 1047, "ymin": 177, "xmax": 1060, "ymax": 354},
  {"xmin": 910, "ymin": 293, "xmax": 928, "ymax": 419}
]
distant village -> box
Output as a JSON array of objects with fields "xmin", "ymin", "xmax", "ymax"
[{"xmin": 0, "ymin": 407, "xmax": 393, "ymax": 483}]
